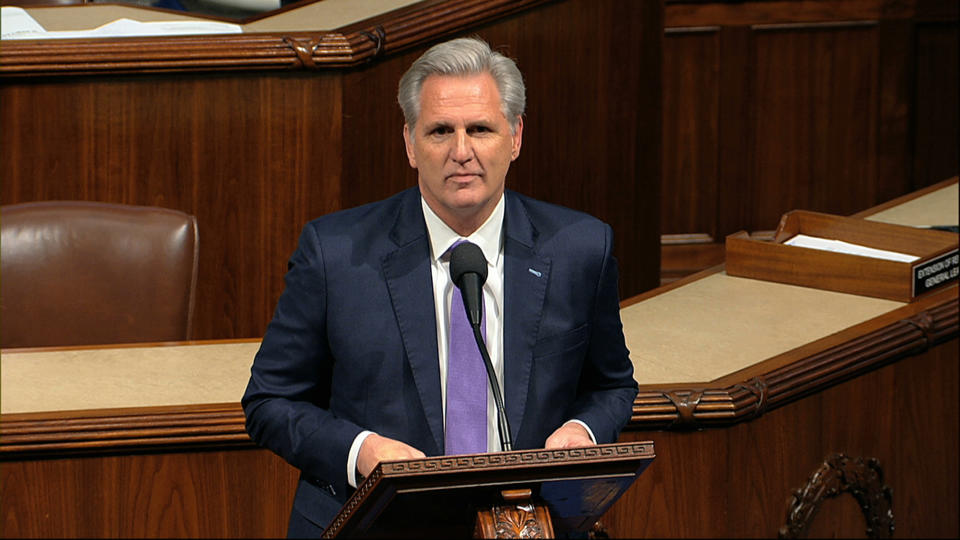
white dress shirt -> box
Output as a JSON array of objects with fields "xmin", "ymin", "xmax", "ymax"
[{"xmin": 423, "ymin": 193, "xmax": 507, "ymax": 456}]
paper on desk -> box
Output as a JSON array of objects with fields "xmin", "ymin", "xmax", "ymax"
[
  {"xmin": 1, "ymin": 6, "xmax": 242, "ymax": 40},
  {"xmin": 784, "ymin": 234, "xmax": 920, "ymax": 263},
  {"xmin": 1, "ymin": 6, "xmax": 46, "ymax": 39}
]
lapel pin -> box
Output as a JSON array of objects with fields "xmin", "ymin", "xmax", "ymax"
[{"xmin": 528, "ymin": 268, "xmax": 542, "ymax": 278}]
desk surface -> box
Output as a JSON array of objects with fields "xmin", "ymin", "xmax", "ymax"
[
  {"xmin": 1, "ymin": 341, "xmax": 259, "ymax": 415},
  {"xmin": 865, "ymin": 181, "xmax": 958, "ymax": 227},
  {"xmin": 2, "ymin": 180, "xmax": 957, "ymax": 416},
  {"xmin": 621, "ymin": 273, "xmax": 903, "ymax": 385}
]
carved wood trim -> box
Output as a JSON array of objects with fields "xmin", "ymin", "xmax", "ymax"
[
  {"xmin": 779, "ymin": 453, "xmax": 894, "ymax": 538},
  {"xmin": 322, "ymin": 442, "xmax": 655, "ymax": 538},
  {"xmin": 0, "ymin": 0, "xmax": 553, "ymax": 77},
  {"xmin": 381, "ymin": 443, "xmax": 656, "ymax": 475},
  {"xmin": 628, "ymin": 286, "xmax": 958, "ymax": 431},
  {"xmin": 0, "ymin": 403, "xmax": 251, "ymax": 458},
  {"xmin": 475, "ymin": 488, "xmax": 555, "ymax": 538}
]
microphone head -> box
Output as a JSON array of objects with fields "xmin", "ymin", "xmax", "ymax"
[{"xmin": 449, "ymin": 241, "xmax": 488, "ymax": 288}]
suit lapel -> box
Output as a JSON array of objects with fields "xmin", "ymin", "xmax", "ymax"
[
  {"xmin": 381, "ymin": 189, "xmax": 444, "ymax": 455},
  {"xmin": 502, "ymin": 193, "xmax": 550, "ymax": 444}
]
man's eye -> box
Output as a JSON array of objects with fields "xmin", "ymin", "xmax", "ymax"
[
  {"xmin": 430, "ymin": 127, "xmax": 452, "ymax": 136},
  {"xmin": 469, "ymin": 126, "xmax": 492, "ymax": 134}
]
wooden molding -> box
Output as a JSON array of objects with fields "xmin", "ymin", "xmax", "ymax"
[
  {"xmin": 381, "ymin": 443, "xmax": 655, "ymax": 475},
  {"xmin": 323, "ymin": 442, "xmax": 654, "ymax": 538},
  {"xmin": 0, "ymin": 0, "xmax": 552, "ymax": 77},
  {"xmin": 0, "ymin": 403, "xmax": 251, "ymax": 457}
]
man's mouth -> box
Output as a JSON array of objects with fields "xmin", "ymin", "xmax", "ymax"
[{"xmin": 447, "ymin": 172, "xmax": 482, "ymax": 181}]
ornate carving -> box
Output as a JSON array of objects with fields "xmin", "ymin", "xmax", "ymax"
[
  {"xmin": 322, "ymin": 465, "xmax": 383, "ymax": 537},
  {"xmin": 382, "ymin": 442, "xmax": 653, "ymax": 475},
  {"xmin": 779, "ymin": 454, "xmax": 894, "ymax": 539},
  {"xmin": 588, "ymin": 521, "xmax": 610, "ymax": 539},
  {"xmin": 282, "ymin": 36, "xmax": 322, "ymax": 69},
  {"xmin": 905, "ymin": 311, "xmax": 935, "ymax": 347},
  {"xmin": 358, "ymin": 25, "xmax": 387, "ymax": 59},
  {"xmin": 664, "ymin": 390, "xmax": 703, "ymax": 428},
  {"xmin": 493, "ymin": 503, "xmax": 543, "ymax": 538},
  {"xmin": 735, "ymin": 376, "xmax": 769, "ymax": 419}
]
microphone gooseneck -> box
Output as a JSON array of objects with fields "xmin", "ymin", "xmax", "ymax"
[{"xmin": 449, "ymin": 242, "xmax": 513, "ymax": 452}]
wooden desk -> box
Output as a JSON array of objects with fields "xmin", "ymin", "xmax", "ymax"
[
  {"xmin": 1, "ymin": 340, "xmax": 300, "ymax": 537},
  {"xmin": 2, "ymin": 181, "xmax": 957, "ymax": 537},
  {"xmin": 605, "ymin": 178, "xmax": 959, "ymax": 537}
]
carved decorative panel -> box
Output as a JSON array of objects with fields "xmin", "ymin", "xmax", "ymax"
[{"xmin": 779, "ymin": 453, "xmax": 894, "ymax": 539}]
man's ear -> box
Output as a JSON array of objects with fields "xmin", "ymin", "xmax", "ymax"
[
  {"xmin": 511, "ymin": 116, "xmax": 523, "ymax": 161},
  {"xmin": 403, "ymin": 124, "xmax": 418, "ymax": 169}
]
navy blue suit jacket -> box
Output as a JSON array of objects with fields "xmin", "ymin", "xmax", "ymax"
[{"xmin": 242, "ymin": 187, "xmax": 638, "ymax": 534}]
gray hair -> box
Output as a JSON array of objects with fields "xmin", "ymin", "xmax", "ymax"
[{"xmin": 398, "ymin": 37, "xmax": 526, "ymax": 134}]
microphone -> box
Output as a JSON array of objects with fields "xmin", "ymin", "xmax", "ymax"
[{"xmin": 449, "ymin": 241, "xmax": 513, "ymax": 452}]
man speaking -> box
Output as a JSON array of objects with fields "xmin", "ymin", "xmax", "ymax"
[{"xmin": 242, "ymin": 36, "xmax": 638, "ymax": 537}]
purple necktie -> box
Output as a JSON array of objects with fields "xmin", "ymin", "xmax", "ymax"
[{"xmin": 444, "ymin": 240, "xmax": 487, "ymax": 455}]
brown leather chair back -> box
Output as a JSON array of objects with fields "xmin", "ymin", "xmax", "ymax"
[{"xmin": 1, "ymin": 201, "xmax": 199, "ymax": 349}]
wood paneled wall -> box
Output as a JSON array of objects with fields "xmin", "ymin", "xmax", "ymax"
[
  {"xmin": 660, "ymin": 0, "xmax": 958, "ymax": 281},
  {"xmin": 0, "ymin": 0, "xmax": 662, "ymax": 341},
  {"xmin": 1, "ymin": 445, "xmax": 299, "ymax": 537}
]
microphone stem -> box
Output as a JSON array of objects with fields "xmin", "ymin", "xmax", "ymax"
[{"xmin": 472, "ymin": 323, "xmax": 513, "ymax": 452}]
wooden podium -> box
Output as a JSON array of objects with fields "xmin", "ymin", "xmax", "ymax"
[{"xmin": 322, "ymin": 442, "xmax": 655, "ymax": 538}]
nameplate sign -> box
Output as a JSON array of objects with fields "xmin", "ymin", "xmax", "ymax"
[{"xmin": 913, "ymin": 249, "xmax": 959, "ymax": 297}]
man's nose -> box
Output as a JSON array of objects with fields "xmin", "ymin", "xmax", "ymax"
[{"xmin": 450, "ymin": 131, "xmax": 473, "ymax": 163}]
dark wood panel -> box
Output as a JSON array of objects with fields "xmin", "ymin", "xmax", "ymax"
[
  {"xmin": 715, "ymin": 25, "xmax": 755, "ymax": 240},
  {"xmin": 488, "ymin": 0, "xmax": 662, "ymax": 297},
  {"xmin": 666, "ymin": 0, "xmax": 899, "ymax": 27},
  {"xmin": 750, "ymin": 23, "xmax": 880, "ymax": 231},
  {"xmin": 340, "ymin": 57, "xmax": 415, "ymax": 210},
  {"xmin": 1, "ymin": 0, "xmax": 663, "ymax": 340},
  {"xmin": 875, "ymin": 17, "xmax": 914, "ymax": 204},
  {"xmin": 605, "ymin": 338, "xmax": 959, "ymax": 537},
  {"xmin": 913, "ymin": 21, "xmax": 960, "ymax": 189},
  {"xmin": 0, "ymin": 72, "xmax": 343, "ymax": 339},
  {"xmin": 0, "ymin": 447, "xmax": 299, "ymax": 537},
  {"xmin": 661, "ymin": 28, "xmax": 720, "ymax": 237}
]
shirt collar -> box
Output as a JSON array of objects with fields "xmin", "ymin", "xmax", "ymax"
[{"xmin": 421, "ymin": 194, "xmax": 504, "ymax": 267}]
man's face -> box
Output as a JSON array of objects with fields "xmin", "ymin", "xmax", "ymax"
[{"xmin": 404, "ymin": 72, "xmax": 523, "ymax": 234}]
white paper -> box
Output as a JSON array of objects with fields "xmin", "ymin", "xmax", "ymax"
[
  {"xmin": 784, "ymin": 234, "xmax": 920, "ymax": 263},
  {"xmin": 2, "ymin": 7, "xmax": 242, "ymax": 40},
  {"xmin": 1, "ymin": 7, "xmax": 47, "ymax": 39}
]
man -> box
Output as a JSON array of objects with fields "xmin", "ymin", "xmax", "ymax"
[{"xmin": 242, "ymin": 36, "xmax": 638, "ymax": 536}]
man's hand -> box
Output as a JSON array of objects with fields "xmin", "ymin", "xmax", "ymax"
[
  {"xmin": 357, "ymin": 433, "xmax": 426, "ymax": 477},
  {"xmin": 544, "ymin": 422, "xmax": 594, "ymax": 449}
]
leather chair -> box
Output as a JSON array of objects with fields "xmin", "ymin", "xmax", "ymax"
[{"xmin": 1, "ymin": 201, "xmax": 199, "ymax": 349}]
